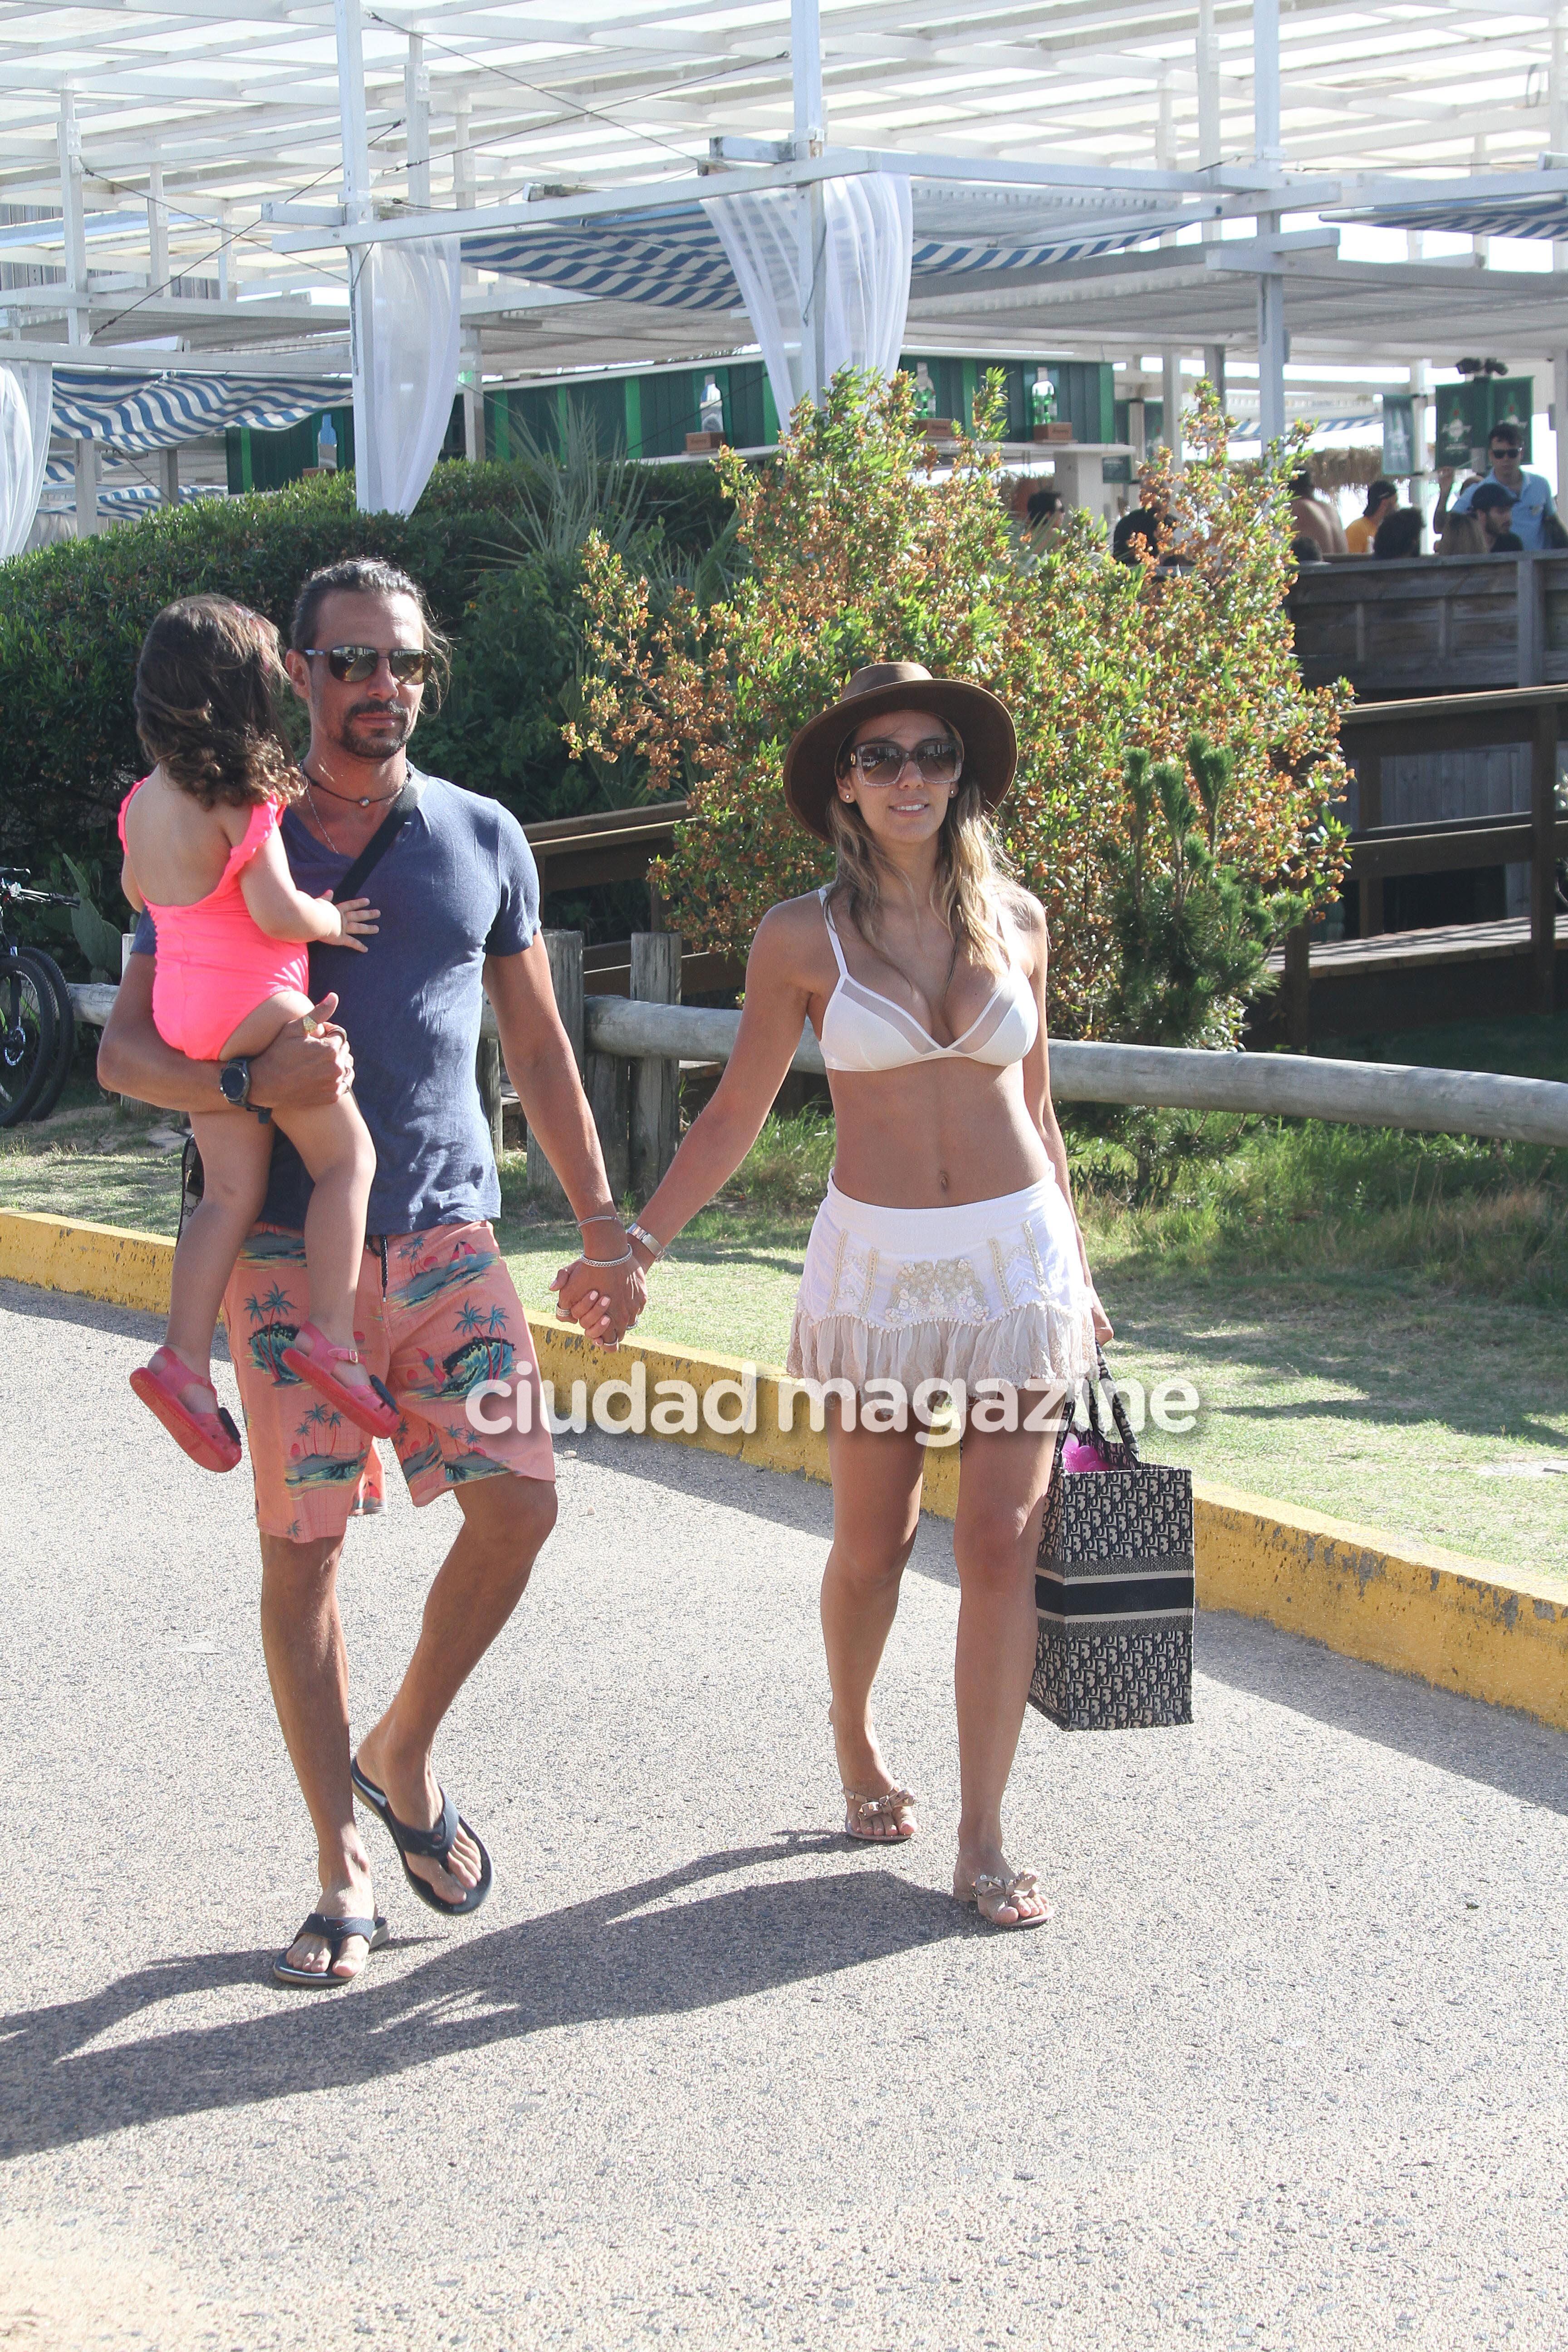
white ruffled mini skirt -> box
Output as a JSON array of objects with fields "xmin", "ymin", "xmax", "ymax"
[{"xmin": 786, "ymin": 1173, "xmax": 1098, "ymax": 1395}]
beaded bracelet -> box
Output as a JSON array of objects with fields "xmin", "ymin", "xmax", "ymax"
[{"xmin": 581, "ymin": 1246, "xmax": 634, "ymax": 1269}]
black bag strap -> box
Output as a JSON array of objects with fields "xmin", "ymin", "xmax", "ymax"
[
  {"xmin": 178, "ymin": 1130, "xmax": 204, "ymax": 1241},
  {"xmin": 329, "ymin": 780, "xmax": 418, "ymax": 906},
  {"xmin": 1080, "ymin": 1344, "xmax": 1141, "ymax": 1465}
]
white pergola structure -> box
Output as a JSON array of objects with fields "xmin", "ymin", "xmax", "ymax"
[{"xmin": 6, "ymin": 0, "xmax": 1568, "ymax": 535}]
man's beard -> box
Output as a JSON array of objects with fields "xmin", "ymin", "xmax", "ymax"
[{"xmin": 331, "ymin": 701, "xmax": 413, "ymax": 759}]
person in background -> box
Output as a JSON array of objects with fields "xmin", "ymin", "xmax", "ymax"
[
  {"xmin": 1437, "ymin": 512, "xmax": 1487, "ymax": 557},
  {"xmin": 1345, "ymin": 479, "xmax": 1398, "ymax": 555},
  {"xmin": 1372, "ymin": 507, "xmax": 1424, "ymax": 559},
  {"xmin": 1111, "ymin": 506, "xmax": 1166, "ymax": 565},
  {"xmin": 1470, "ymin": 481, "xmax": 1523, "ymax": 552},
  {"xmin": 1289, "ymin": 469, "xmax": 1348, "ymax": 557},
  {"xmin": 1436, "ymin": 421, "xmax": 1557, "ymax": 548},
  {"xmin": 1024, "ymin": 486, "xmax": 1065, "ymax": 548}
]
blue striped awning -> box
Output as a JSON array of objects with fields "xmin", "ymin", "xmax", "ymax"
[
  {"xmin": 1331, "ymin": 194, "xmax": 1568, "ymax": 241},
  {"xmin": 462, "ymin": 201, "xmax": 1169, "ymax": 311},
  {"xmin": 42, "ymin": 457, "xmax": 227, "ymax": 504},
  {"xmin": 1229, "ymin": 413, "xmax": 1379, "ymax": 440},
  {"xmin": 50, "ymin": 367, "xmax": 345, "ymax": 453}
]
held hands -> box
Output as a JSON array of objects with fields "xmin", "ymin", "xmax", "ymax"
[
  {"xmin": 549, "ymin": 1232, "xmax": 648, "ymax": 1348},
  {"xmin": 320, "ymin": 891, "xmax": 380, "ymax": 951}
]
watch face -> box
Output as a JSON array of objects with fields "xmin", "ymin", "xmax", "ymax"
[{"xmin": 221, "ymin": 1061, "xmax": 246, "ymax": 1103}]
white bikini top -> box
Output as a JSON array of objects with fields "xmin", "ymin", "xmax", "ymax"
[{"xmin": 815, "ymin": 888, "xmax": 1040, "ymax": 1074}]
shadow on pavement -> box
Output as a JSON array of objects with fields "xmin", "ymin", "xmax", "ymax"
[
  {"xmin": 0, "ymin": 1277, "xmax": 234, "ymax": 1363},
  {"xmin": 1196, "ymin": 1609, "xmax": 1568, "ymax": 1817},
  {"xmin": 0, "ymin": 1840, "xmax": 966, "ymax": 2160},
  {"xmin": 554, "ymin": 1430, "xmax": 961, "ymax": 1585}
]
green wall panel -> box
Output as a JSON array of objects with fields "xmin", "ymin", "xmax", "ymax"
[
  {"xmin": 225, "ymin": 405, "xmax": 355, "ymax": 494},
  {"xmin": 897, "ymin": 355, "xmax": 1114, "ymax": 443}
]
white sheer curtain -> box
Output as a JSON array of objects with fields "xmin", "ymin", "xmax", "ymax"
[
  {"xmin": 702, "ymin": 172, "xmax": 912, "ymax": 430},
  {"xmin": 353, "ymin": 237, "xmax": 461, "ymax": 515},
  {"xmin": 0, "ymin": 363, "xmax": 52, "ymax": 561}
]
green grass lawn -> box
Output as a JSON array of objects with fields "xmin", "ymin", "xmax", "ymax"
[
  {"xmin": 1319, "ymin": 1007, "xmax": 1568, "ymax": 1084},
  {"xmin": 7, "ymin": 1078, "xmax": 1565, "ymax": 1580}
]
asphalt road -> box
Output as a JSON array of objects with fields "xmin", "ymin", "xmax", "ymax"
[{"xmin": 2, "ymin": 1276, "xmax": 1566, "ymax": 2352}]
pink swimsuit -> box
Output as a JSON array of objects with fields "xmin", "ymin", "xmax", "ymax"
[{"xmin": 119, "ymin": 779, "xmax": 310, "ymax": 1061}]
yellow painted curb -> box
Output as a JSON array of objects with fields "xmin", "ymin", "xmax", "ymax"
[
  {"xmin": 0, "ymin": 1207, "xmax": 174, "ymax": 1317},
  {"xmin": 1192, "ymin": 1482, "xmax": 1568, "ymax": 1732},
  {"xmin": 3, "ymin": 1206, "xmax": 1563, "ymax": 1730}
]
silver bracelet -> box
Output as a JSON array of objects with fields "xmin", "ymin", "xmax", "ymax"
[
  {"xmin": 626, "ymin": 1222, "xmax": 665, "ymax": 1261},
  {"xmin": 581, "ymin": 1247, "xmax": 634, "ymax": 1269}
]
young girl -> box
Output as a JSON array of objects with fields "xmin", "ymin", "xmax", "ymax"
[{"xmin": 120, "ymin": 595, "xmax": 400, "ymax": 1471}]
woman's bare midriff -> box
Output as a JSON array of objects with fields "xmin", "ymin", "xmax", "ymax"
[{"xmin": 823, "ymin": 1058, "xmax": 1052, "ymax": 1209}]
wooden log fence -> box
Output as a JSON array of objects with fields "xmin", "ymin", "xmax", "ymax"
[{"xmin": 68, "ymin": 966, "xmax": 1568, "ymax": 1171}]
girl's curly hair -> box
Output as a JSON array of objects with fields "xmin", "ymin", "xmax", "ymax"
[{"xmin": 133, "ymin": 596, "xmax": 300, "ymax": 808}]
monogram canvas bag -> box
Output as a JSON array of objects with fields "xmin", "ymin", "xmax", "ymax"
[{"xmin": 1029, "ymin": 1350, "xmax": 1195, "ymax": 1732}]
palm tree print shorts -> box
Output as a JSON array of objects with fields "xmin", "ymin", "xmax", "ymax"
[{"xmin": 220, "ymin": 1220, "xmax": 555, "ymax": 1542}]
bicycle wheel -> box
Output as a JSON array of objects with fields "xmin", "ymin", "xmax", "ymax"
[
  {"xmin": 18, "ymin": 946, "xmax": 75, "ymax": 1120},
  {"xmin": 0, "ymin": 953, "xmax": 58, "ymax": 1127}
]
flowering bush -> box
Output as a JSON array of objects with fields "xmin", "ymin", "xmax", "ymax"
[{"xmin": 571, "ymin": 370, "xmax": 1349, "ymax": 1039}]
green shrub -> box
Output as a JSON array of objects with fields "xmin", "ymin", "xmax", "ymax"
[
  {"xmin": 0, "ymin": 456, "xmax": 730, "ymax": 886},
  {"xmin": 1102, "ymin": 737, "xmax": 1312, "ymax": 1048}
]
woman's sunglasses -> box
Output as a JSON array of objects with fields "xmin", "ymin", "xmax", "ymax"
[
  {"xmin": 303, "ymin": 643, "xmax": 432, "ymax": 684},
  {"xmin": 841, "ymin": 737, "xmax": 963, "ymax": 786}
]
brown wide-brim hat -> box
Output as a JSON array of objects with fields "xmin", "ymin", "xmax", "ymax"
[{"xmin": 782, "ymin": 662, "xmax": 1019, "ymax": 842}]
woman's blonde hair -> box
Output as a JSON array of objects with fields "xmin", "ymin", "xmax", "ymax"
[{"xmin": 825, "ymin": 719, "xmax": 1024, "ymax": 976}]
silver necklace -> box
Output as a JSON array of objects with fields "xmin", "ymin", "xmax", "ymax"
[{"xmin": 305, "ymin": 783, "xmax": 345, "ymax": 857}]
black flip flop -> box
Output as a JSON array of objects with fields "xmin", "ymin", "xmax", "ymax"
[
  {"xmin": 273, "ymin": 1909, "xmax": 388, "ymax": 1988},
  {"xmin": 351, "ymin": 1756, "xmax": 493, "ymax": 1918}
]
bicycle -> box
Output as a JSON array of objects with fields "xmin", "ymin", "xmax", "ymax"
[{"xmin": 0, "ymin": 870, "xmax": 80, "ymax": 1127}]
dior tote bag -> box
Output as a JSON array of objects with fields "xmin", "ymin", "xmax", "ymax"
[{"xmin": 1029, "ymin": 1350, "xmax": 1195, "ymax": 1732}]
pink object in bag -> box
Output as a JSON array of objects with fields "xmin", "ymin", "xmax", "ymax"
[{"xmin": 1062, "ymin": 1432, "xmax": 1115, "ymax": 1475}]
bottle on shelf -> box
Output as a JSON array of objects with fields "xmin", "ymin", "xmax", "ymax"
[
  {"xmin": 316, "ymin": 415, "xmax": 338, "ymax": 473},
  {"xmin": 699, "ymin": 376, "xmax": 724, "ymax": 436},
  {"xmin": 1030, "ymin": 368, "xmax": 1058, "ymax": 430},
  {"xmin": 913, "ymin": 361, "xmax": 937, "ymax": 419}
]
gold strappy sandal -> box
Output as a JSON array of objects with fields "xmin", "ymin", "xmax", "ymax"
[
  {"xmin": 956, "ymin": 1867, "xmax": 1051, "ymax": 1928},
  {"xmin": 842, "ymin": 1785, "xmax": 919, "ymax": 1842}
]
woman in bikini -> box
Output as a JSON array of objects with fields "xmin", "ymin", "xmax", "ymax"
[{"xmin": 561, "ymin": 664, "xmax": 1111, "ymax": 1928}]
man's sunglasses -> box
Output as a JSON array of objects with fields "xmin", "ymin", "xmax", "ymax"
[
  {"xmin": 841, "ymin": 737, "xmax": 964, "ymax": 786},
  {"xmin": 302, "ymin": 644, "xmax": 432, "ymax": 684}
]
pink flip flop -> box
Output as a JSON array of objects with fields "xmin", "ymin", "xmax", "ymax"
[
  {"xmin": 281, "ymin": 1321, "xmax": 402, "ymax": 1439},
  {"xmin": 129, "ymin": 1347, "xmax": 243, "ymax": 1473}
]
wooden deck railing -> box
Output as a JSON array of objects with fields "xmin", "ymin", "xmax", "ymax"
[{"xmin": 1279, "ymin": 681, "xmax": 1568, "ymax": 1046}]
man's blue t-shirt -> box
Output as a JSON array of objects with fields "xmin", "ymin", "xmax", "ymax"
[
  {"xmin": 1451, "ymin": 469, "xmax": 1557, "ymax": 549},
  {"xmin": 133, "ymin": 768, "xmax": 539, "ymax": 1236}
]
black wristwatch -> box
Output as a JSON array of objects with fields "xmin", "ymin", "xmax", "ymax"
[{"xmin": 219, "ymin": 1056, "xmax": 271, "ymax": 1122}]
